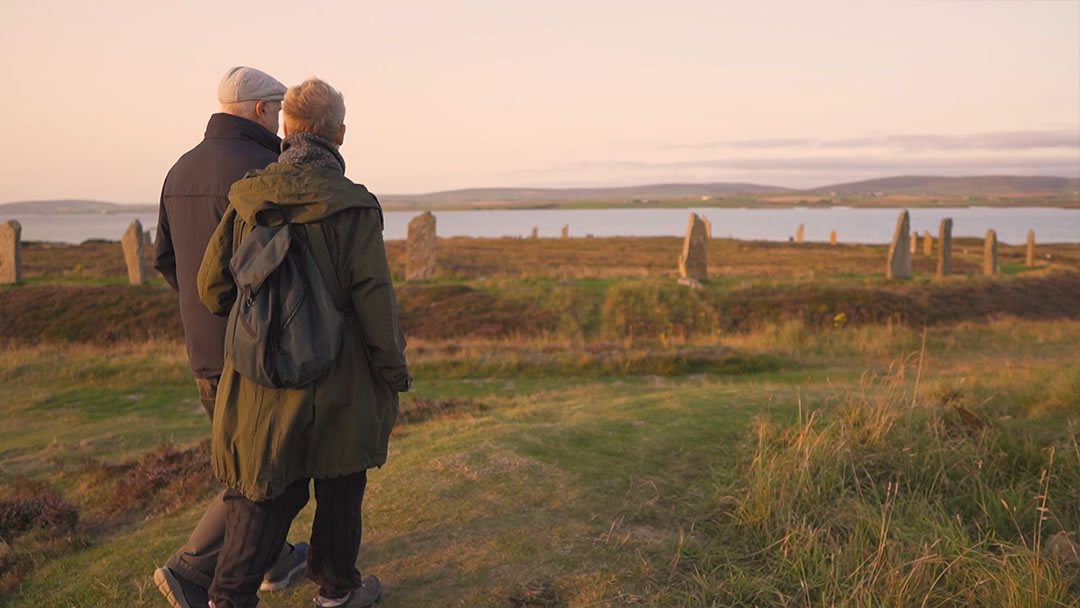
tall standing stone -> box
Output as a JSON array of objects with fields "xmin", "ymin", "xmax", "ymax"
[
  {"xmin": 1026, "ymin": 230, "xmax": 1035, "ymax": 267},
  {"xmin": 406, "ymin": 211, "xmax": 437, "ymax": 281},
  {"xmin": 922, "ymin": 230, "xmax": 932, "ymax": 256},
  {"xmin": 561, "ymin": 225, "xmax": 569, "ymax": 239},
  {"xmin": 531, "ymin": 227, "xmax": 539, "ymax": 239},
  {"xmin": 909, "ymin": 232, "xmax": 917, "ymax": 255},
  {"xmin": 795, "ymin": 224, "xmax": 804, "ymax": 243},
  {"xmin": 678, "ymin": 213, "xmax": 708, "ymax": 280},
  {"xmin": 936, "ymin": 218, "xmax": 952, "ymax": 278},
  {"xmin": 122, "ymin": 219, "xmax": 146, "ymax": 285},
  {"xmin": 829, "ymin": 230, "xmax": 837, "ymax": 245},
  {"xmin": 983, "ymin": 229, "xmax": 998, "ymax": 276},
  {"xmin": 0, "ymin": 220, "xmax": 22, "ymax": 284},
  {"xmin": 887, "ymin": 210, "xmax": 912, "ymax": 279},
  {"xmin": 703, "ymin": 216, "xmax": 712, "ymax": 239}
]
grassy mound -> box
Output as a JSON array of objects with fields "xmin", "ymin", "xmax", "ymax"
[{"xmin": 4, "ymin": 274, "xmax": 1080, "ymax": 346}]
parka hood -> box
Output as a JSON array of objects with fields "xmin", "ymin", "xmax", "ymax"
[{"xmin": 227, "ymin": 162, "xmax": 382, "ymax": 227}]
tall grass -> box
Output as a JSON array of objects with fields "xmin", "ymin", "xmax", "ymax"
[{"xmin": 690, "ymin": 366, "xmax": 1080, "ymax": 606}]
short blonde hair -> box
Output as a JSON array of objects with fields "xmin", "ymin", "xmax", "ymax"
[{"xmin": 283, "ymin": 78, "xmax": 346, "ymax": 141}]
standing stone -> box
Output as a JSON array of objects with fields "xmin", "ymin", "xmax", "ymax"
[
  {"xmin": 829, "ymin": 230, "xmax": 837, "ymax": 245},
  {"xmin": 703, "ymin": 216, "xmax": 712, "ymax": 239},
  {"xmin": 678, "ymin": 213, "xmax": 708, "ymax": 280},
  {"xmin": 406, "ymin": 211, "xmax": 437, "ymax": 281},
  {"xmin": 983, "ymin": 230, "xmax": 998, "ymax": 276},
  {"xmin": 922, "ymin": 230, "xmax": 932, "ymax": 256},
  {"xmin": 795, "ymin": 224, "xmax": 804, "ymax": 243},
  {"xmin": 887, "ymin": 210, "xmax": 912, "ymax": 279},
  {"xmin": 121, "ymin": 219, "xmax": 146, "ymax": 285},
  {"xmin": 561, "ymin": 225, "xmax": 569, "ymax": 239},
  {"xmin": 531, "ymin": 227, "xmax": 539, "ymax": 239},
  {"xmin": 910, "ymin": 232, "xmax": 917, "ymax": 255},
  {"xmin": 936, "ymin": 218, "xmax": 953, "ymax": 278},
  {"xmin": 1026, "ymin": 230, "xmax": 1035, "ymax": 267},
  {"xmin": 0, "ymin": 220, "xmax": 22, "ymax": 284}
]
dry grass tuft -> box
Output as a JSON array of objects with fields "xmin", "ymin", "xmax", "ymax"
[{"xmin": 508, "ymin": 577, "xmax": 566, "ymax": 608}]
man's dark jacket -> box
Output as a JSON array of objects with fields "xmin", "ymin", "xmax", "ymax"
[{"xmin": 154, "ymin": 113, "xmax": 281, "ymax": 378}]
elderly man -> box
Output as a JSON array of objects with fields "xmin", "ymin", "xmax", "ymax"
[
  {"xmin": 198, "ymin": 77, "xmax": 410, "ymax": 608},
  {"xmin": 153, "ymin": 67, "xmax": 307, "ymax": 608}
]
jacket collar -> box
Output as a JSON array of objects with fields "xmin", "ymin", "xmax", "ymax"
[{"xmin": 203, "ymin": 113, "xmax": 281, "ymax": 155}]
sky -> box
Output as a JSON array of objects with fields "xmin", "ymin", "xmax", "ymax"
[{"xmin": 1, "ymin": 0, "xmax": 1078, "ymax": 203}]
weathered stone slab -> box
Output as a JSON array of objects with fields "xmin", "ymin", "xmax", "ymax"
[
  {"xmin": 561, "ymin": 225, "xmax": 569, "ymax": 239},
  {"xmin": 887, "ymin": 210, "xmax": 912, "ymax": 279},
  {"xmin": 0, "ymin": 220, "xmax": 22, "ymax": 284},
  {"xmin": 795, "ymin": 224, "xmax": 804, "ymax": 243},
  {"xmin": 829, "ymin": 230, "xmax": 837, "ymax": 245},
  {"xmin": 936, "ymin": 218, "xmax": 952, "ymax": 277},
  {"xmin": 530, "ymin": 227, "xmax": 538, "ymax": 239},
  {"xmin": 678, "ymin": 213, "xmax": 708, "ymax": 280},
  {"xmin": 922, "ymin": 230, "xmax": 932, "ymax": 256},
  {"xmin": 909, "ymin": 232, "xmax": 917, "ymax": 255},
  {"xmin": 703, "ymin": 217, "xmax": 712, "ymax": 239},
  {"xmin": 122, "ymin": 219, "xmax": 146, "ymax": 285},
  {"xmin": 1026, "ymin": 230, "xmax": 1035, "ymax": 267},
  {"xmin": 983, "ymin": 229, "xmax": 998, "ymax": 276},
  {"xmin": 406, "ymin": 211, "xmax": 437, "ymax": 281}
]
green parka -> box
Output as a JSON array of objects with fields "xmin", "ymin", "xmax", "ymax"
[{"xmin": 197, "ymin": 162, "xmax": 409, "ymax": 501}]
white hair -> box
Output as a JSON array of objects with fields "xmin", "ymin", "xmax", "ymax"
[
  {"xmin": 219, "ymin": 99, "xmax": 260, "ymax": 120},
  {"xmin": 283, "ymin": 78, "xmax": 346, "ymax": 141}
]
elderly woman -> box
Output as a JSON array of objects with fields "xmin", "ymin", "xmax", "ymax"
[{"xmin": 198, "ymin": 77, "xmax": 410, "ymax": 608}]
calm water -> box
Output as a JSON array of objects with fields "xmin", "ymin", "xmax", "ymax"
[{"xmin": 7, "ymin": 207, "xmax": 1079, "ymax": 245}]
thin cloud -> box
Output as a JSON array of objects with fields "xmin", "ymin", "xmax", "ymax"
[
  {"xmin": 668, "ymin": 129, "xmax": 1080, "ymax": 151},
  {"xmin": 506, "ymin": 155, "xmax": 1080, "ymax": 186}
]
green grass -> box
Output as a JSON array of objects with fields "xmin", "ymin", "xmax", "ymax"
[{"xmin": 1, "ymin": 320, "xmax": 1078, "ymax": 606}]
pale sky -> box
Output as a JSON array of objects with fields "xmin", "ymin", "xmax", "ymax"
[{"xmin": 1, "ymin": 0, "xmax": 1078, "ymax": 203}]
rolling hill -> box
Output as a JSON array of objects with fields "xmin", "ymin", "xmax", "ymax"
[
  {"xmin": 0, "ymin": 200, "xmax": 157, "ymax": 215},
  {"xmin": 380, "ymin": 182, "xmax": 790, "ymax": 205},
  {"xmin": 813, "ymin": 175, "xmax": 1080, "ymax": 195}
]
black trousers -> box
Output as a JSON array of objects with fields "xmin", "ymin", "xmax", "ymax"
[{"xmin": 208, "ymin": 470, "xmax": 368, "ymax": 608}]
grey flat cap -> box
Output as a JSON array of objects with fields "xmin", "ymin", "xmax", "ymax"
[{"xmin": 218, "ymin": 66, "xmax": 286, "ymax": 103}]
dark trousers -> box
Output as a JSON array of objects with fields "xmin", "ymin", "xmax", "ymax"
[
  {"xmin": 166, "ymin": 376, "xmax": 288, "ymax": 589},
  {"xmin": 209, "ymin": 471, "xmax": 368, "ymax": 608}
]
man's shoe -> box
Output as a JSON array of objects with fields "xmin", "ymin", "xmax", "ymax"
[
  {"xmin": 313, "ymin": 574, "xmax": 382, "ymax": 607},
  {"xmin": 260, "ymin": 541, "xmax": 309, "ymax": 591},
  {"xmin": 153, "ymin": 566, "xmax": 210, "ymax": 608}
]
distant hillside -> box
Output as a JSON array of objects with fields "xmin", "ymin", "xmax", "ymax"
[
  {"xmin": 813, "ymin": 176, "xmax": 1080, "ymax": 196},
  {"xmin": 6, "ymin": 175, "xmax": 1078, "ymax": 213},
  {"xmin": 382, "ymin": 182, "xmax": 790, "ymax": 205},
  {"xmin": 0, "ymin": 200, "xmax": 157, "ymax": 215}
]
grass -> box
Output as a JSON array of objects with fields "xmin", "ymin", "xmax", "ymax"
[
  {"xmin": 2, "ymin": 237, "xmax": 1079, "ymax": 605},
  {"xmin": 0, "ymin": 318, "xmax": 1077, "ymax": 606}
]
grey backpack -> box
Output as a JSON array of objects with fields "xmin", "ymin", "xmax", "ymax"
[{"xmin": 225, "ymin": 222, "xmax": 344, "ymax": 388}]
